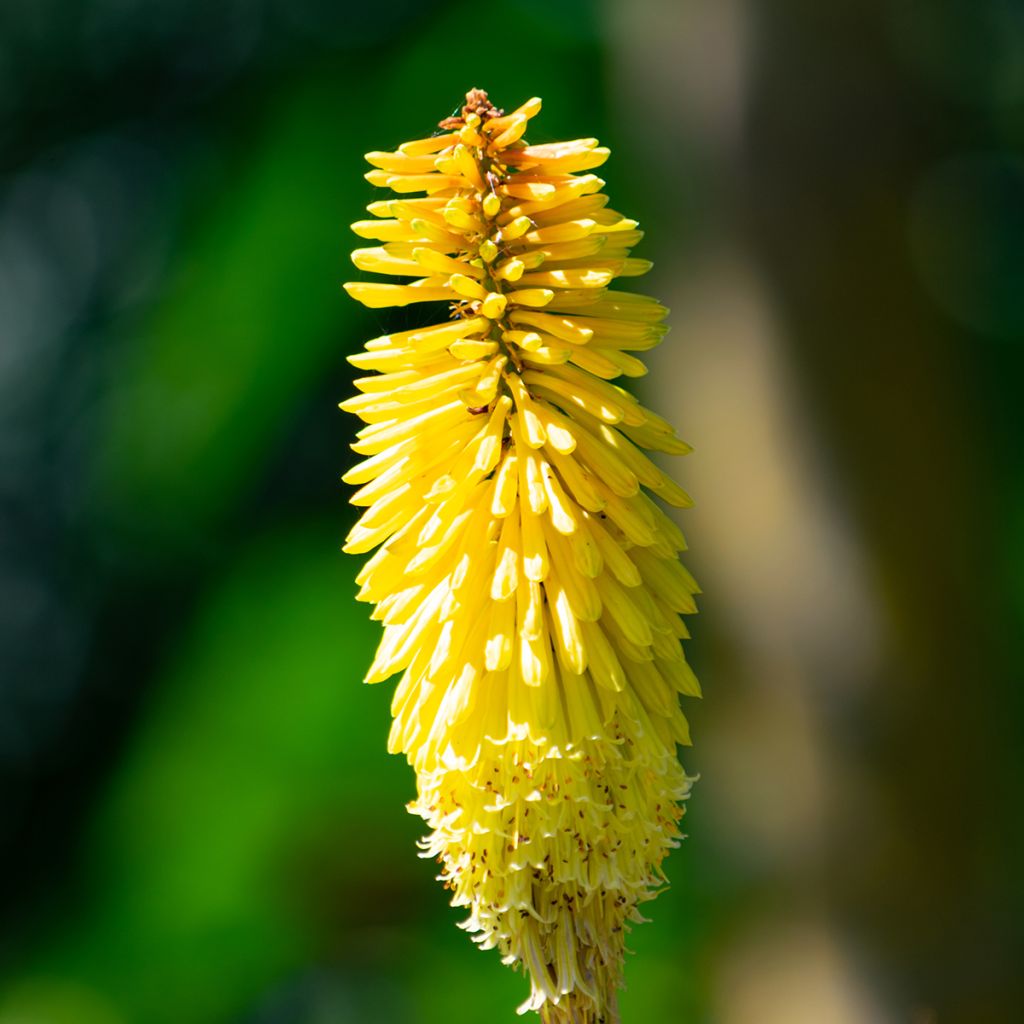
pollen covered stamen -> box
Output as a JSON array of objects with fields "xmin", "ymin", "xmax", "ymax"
[{"xmin": 342, "ymin": 88, "xmax": 699, "ymax": 1024}]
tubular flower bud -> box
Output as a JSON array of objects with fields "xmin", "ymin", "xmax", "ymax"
[{"xmin": 342, "ymin": 88, "xmax": 700, "ymax": 1024}]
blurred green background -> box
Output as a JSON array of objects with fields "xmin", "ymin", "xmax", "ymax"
[{"xmin": 1, "ymin": 1, "xmax": 1022, "ymax": 1021}]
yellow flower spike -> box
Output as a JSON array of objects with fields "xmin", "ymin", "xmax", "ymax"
[{"xmin": 342, "ymin": 88, "xmax": 700, "ymax": 1024}]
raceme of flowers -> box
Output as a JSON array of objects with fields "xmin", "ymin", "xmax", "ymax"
[{"xmin": 342, "ymin": 88, "xmax": 700, "ymax": 1024}]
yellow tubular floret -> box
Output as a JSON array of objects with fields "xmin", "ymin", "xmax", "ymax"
[{"xmin": 341, "ymin": 88, "xmax": 699, "ymax": 1024}]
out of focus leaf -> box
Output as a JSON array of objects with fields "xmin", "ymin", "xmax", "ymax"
[
  {"xmin": 92, "ymin": 69, "xmax": 367, "ymax": 552},
  {"xmin": 1, "ymin": 525, "xmax": 413, "ymax": 1024}
]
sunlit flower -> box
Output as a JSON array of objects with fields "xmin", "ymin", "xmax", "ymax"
[{"xmin": 342, "ymin": 88, "xmax": 699, "ymax": 1024}]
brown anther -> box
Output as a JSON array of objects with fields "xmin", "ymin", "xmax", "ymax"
[{"xmin": 438, "ymin": 88, "xmax": 505, "ymax": 129}]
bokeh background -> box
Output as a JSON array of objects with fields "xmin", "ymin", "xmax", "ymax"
[{"xmin": 1, "ymin": 0, "xmax": 1022, "ymax": 1021}]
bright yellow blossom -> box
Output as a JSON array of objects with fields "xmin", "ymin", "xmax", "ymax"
[{"xmin": 342, "ymin": 89, "xmax": 699, "ymax": 1024}]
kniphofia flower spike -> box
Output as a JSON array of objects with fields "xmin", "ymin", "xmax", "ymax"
[{"xmin": 342, "ymin": 89, "xmax": 700, "ymax": 1024}]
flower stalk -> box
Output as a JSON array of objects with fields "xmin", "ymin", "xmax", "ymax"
[{"xmin": 342, "ymin": 89, "xmax": 699, "ymax": 1024}]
